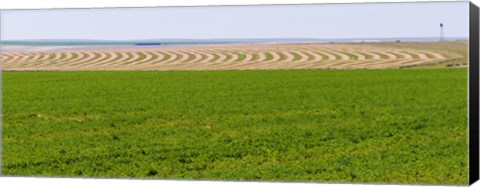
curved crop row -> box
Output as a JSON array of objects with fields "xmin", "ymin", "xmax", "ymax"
[{"xmin": 1, "ymin": 44, "xmax": 461, "ymax": 70}]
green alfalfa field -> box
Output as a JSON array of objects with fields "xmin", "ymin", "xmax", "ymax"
[{"xmin": 1, "ymin": 68, "xmax": 468, "ymax": 184}]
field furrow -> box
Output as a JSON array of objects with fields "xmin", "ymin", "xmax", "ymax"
[{"xmin": 1, "ymin": 42, "xmax": 466, "ymax": 71}]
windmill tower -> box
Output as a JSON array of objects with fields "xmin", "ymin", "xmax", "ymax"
[{"xmin": 439, "ymin": 23, "xmax": 445, "ymax": 41}]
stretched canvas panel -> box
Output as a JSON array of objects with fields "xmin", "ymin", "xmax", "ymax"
[{"xmin": 0, "ymin": 1, "xmax": 478, "ymax": 185}]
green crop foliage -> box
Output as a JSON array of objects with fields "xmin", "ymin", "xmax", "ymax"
[
  {"xmin": 153, "ymin": 52, "xmax": 170, "ymax": 64},
  {"xmin": 330, "ymin": 51, "xmax": 342, "ymax": 60},
  {"xmin": 222, "ymin": 52, "xmax": 233, "ymax": 63},
  {"xmin": 90, "ymin": 53, "xmax": 102, "ymax": 62},
  {"xmin": 264, "ymin": 52, "xmax": 274, "ymax": 61},
  {"xmin": 303, "ymin": 51, "xmax": 316, "ymax": 62},
  {"xmin": 291, "ymin": 52, "xmax": 302, "ymax": 61},
  {"xmin": 168, "ymin": 52, "xmax": 182, "ymax": 64},
  {"xmin": 402, "ymin": 52, "xmax": 420, "ymax": 60},
  {"xmin": 95, "ymin": 52, "xmax": 121, "ymax": 66},
  {"xmin": 137, "ymin": 52, "xmax": 156, "ymax": 65},
  {"xmin": 122, "ymin": 52, "xmax": 147, "ymax": 65},
  {"xmin": 387, "ymin": 52, "xmax": 402, "ymax": 59},
  {"xmin": 277, "ymin": 52, "xmax": 287, "ymax": 62},
  {"xmin": 338, "ymin": 51, "xmax": 358, "ymax": 60},
  {"xmin": 312, "ymin": 51, "xmax": 329, "ymax": 61},
  {"xmin": 359, "ymin": 52, "xmax": 373, "ymax": 59},
  {"xmin": 236, "ymin": 53, "xmax": 247, "ymax": 62},
  {"xmin": 185, "ymin": 53, "xmax": 196, "ymax": 63},
  {"xmin": 250, "ymin": 53, "xmax": 260, "ymax": 62},
  {"xmin": 371, "ymin": 52, "xmax": 389, "ymax": 59},
  {"xmin": 208, "ymin": 52, "xmax": 221, "ymax": 63},
  {"xmin": 121, "ymin": 53, "xmax": 135, "ymax": 64},
  {"xmin": 2, "ymin": 69, "xmax": 468, "ymax": 184}
]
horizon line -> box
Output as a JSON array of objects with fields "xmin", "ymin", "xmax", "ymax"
[{"xmin": 1, "ymin": 36, "xmax": 470, "ymax": 42}]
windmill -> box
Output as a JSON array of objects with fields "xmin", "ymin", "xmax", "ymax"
[{"xmin": 439, "ymin": 23, "xmax": 445, "ymax": 41}]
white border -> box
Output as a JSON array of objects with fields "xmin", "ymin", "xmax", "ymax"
[
  {"xmin": 0, "ymin": 0, "xmax": 477, "ymax": 187},
  {"xmin": 0, "ymin": 177, "xmax": 457, "ymax": 187}
]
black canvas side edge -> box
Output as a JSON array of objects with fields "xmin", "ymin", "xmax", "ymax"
[{"xmin": 470, "ymin": 1, "xmax": 480, "ymax": 185}]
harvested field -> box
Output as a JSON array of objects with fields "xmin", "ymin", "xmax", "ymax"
[{"xmin": 1, "ymin": 41, "xmax": 467, "ymax": 71}]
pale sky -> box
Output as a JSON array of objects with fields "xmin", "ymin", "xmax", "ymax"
[{"xmin": 0, "ymin": 1, "xmax": 469, "ymax": 40}]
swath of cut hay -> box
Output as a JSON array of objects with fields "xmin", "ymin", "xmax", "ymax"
[{"xmin": 1, "ymin": 42, "xmax": 467, "ymax": 71}]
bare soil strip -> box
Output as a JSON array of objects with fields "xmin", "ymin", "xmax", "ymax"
[
  {"xmin": 70, "ymin": 51, "xmax": 99, "ymax": 67},
  {"xmin": 26, "ymin": 52, "xmax": 64, "ymax": 68},
  {"xmin": 82, "ymin": 52, "xmax": 110, "ymax": 67}
]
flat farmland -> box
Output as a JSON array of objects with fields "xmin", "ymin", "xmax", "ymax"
[
  {"xmin": 0, "ymin": 41, "xmax": 468, "ymax": 71},
  {"xmin": 2, "ymin": 69, "xmax": 468, "ymax": 184}
]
